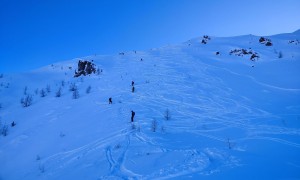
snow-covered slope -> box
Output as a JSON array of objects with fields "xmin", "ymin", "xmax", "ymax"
[{"xmin": 1, "ymin": 31, "xmax": 300, "ymax": 179}]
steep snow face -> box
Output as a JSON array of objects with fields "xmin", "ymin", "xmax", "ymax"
[{"xmin": 0, "ymin": 31, "xmax": 300, "ymax": 180}]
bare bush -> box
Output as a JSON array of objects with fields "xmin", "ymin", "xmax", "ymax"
[
  {"xmin": 40, "ymin": 89, "xmax": 46, "ymax": 97},
  {"xmin": 69, "ymin": 83, "xmax": 76, "ymax": 91},
  {"xmin": 21, "ymin": 95, "xmax": 33, "ymax": 107},
  {"xmin": 55, "ymin": 87, "xmax": 62, "ymax": 97},
  {"xmin": 151, "ymin": 119, "xmax": 157, "ymax": 132},
  {"xmin": 72, "ymin": 87, "xmax": 79, "ymax": 99},
  {"xmin": 164, "ymin": 109, "xmax": 171, "ymax": 120},
  {"xmin": 0, "ymin": 121, "xmax": 8, "ymax": 136}
]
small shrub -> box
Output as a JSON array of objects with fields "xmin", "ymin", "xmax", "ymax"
[
  {"xmin": 40, "ymin": 89, "xmax": 46, "ymax": 97},
  {"xmin": 0, "ymin": 122, "xmax": 8, "ymax": 136},
  {"xmin": 151, "ymin": 119, "xmax": 157, "ymax": 132},
  {"xmin": 72, "ymin": 88, "xmax": 79, "ymax": 99},
  {"xmin": 69, "ymin": 83, "xmax": 76, "ymax": 91},
  {"xmin": 21, "ymin": 95, "xmax": 33, "ymax": 107},
  {"xmin": 164, "ymin": 109, "xmax": 171, "ymax": 120},
  {"xmin": 55, "ymin": 87, "xmax": 62, "ymax": 97}
]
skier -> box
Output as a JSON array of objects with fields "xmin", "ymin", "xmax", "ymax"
[
  {"xmin": 131, "ymin": 111, "xmax": 135, "ymax": 122},
  {"xmin": 132, "ymin": 86, "xmax": 135, "ymax": 93},
  {"xmin": 131, "ymin": 81, "xmax": 134, "ymax": 86},
  {"xmin": 11, "ymin": 121, "xmax": 16, "ymax": 127},
  {"xmin": 109, "ymin": 97, "xmax": 112, "ymax": 104}
]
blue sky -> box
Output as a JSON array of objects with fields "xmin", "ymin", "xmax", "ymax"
[{"xmin": 0, "ymin": 0, "xmax": 300, "ymax": 73}]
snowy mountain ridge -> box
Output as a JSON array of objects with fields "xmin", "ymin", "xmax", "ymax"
[{"xmin": 0, "ymin": 31, "xmax": 300, "ymax": 179}]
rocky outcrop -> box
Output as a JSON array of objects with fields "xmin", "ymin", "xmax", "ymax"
[
  {"xmin": 229, "ymin": 48, "xmax": 259, "ymax": 61},
  {"xmin": 259, "ymin": 37, "xmax": 272, "ymax": 46},
  {"xmin": 74, "ymin": 60, "xmax": 96, "ymax": 77}
]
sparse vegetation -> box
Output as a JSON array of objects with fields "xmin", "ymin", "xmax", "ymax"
[
  {"xmin": 0, "ymin": 120, "xmax": 8, "ymax": 136},
  {"xmin": 55, "ymin": 87, "xmax": 62, "ymax": 97},
  {"xmin": 40, "ymin": 89, "xmax": 46, "ymax": 97},
  {"xmin": 151, "ymin": 119, "xmax": 158, "ymax": 132},
  {"xmin": 69, "ymin": 83, "xmax": 76, "ymax": 91},
  {"xmin": 164, "ymin": 109, "xmax": 171, "ymax": 120},
  {"xmin": 21, "ymin": 94, "xmax": 33, "ymax": 107},
  {"xmin": 72, "ymin": 87, "xmax": 79, "ymax": 99},
  {"xmin": 61, "ymin": 80, "xmax": 65, "ymax": 87}
]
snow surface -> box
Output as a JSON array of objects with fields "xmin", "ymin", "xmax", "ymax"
[{"xmin": 1, "ymin": 31, "xmax": 300, "ymax": 180}]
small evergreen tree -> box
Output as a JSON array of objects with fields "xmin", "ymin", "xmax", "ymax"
[
  {"xmin": 0, "ymin": 121, "xmax": 8, "ymax": 136},
  {"xmin": 40, "ymin": 89, "xmax": 46, "ymax": 97},
  {"xmin": 55, "ymin": 87, "xmax": 62, "ymax": 97},
  {"xmin": 151, "ymin": 119, "xmax": 157, "ymax": 132},
  {"xmin": 21, "ymin": 94, "xmax": 33, "ymax": 107}
]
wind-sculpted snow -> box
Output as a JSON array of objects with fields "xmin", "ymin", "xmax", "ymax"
[{"xmin": 0, "ymin": 31, "xmax": 300, "ymax": 179}]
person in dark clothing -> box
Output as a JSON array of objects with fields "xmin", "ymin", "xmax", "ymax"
[
  {"xmin": 11, "ymin": 121, "xmax": 16, "ymax": 127},
  {"xmin": 131, "ymin": 111, "xmax": 135, "ymax": 122},
  {"xmin": 132, "ymin": 86, "xmax": 135, "ymax": 93},
  {"xmin": 131, "ymin": 81, "xmax": 134, "ymax": 86},
  {"xmin": 109, "ymin": 97, "xmax": 112, "ymax": 104}
]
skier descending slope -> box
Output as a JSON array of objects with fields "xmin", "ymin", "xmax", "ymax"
[{"xmin": 131, "ymin": 111, "xmax": 135, "ymax": 122}]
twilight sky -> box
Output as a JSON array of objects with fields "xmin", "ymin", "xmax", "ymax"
[{"xmin": 0, "ymin": 0, "xmax": 300, "ymax": 73}]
